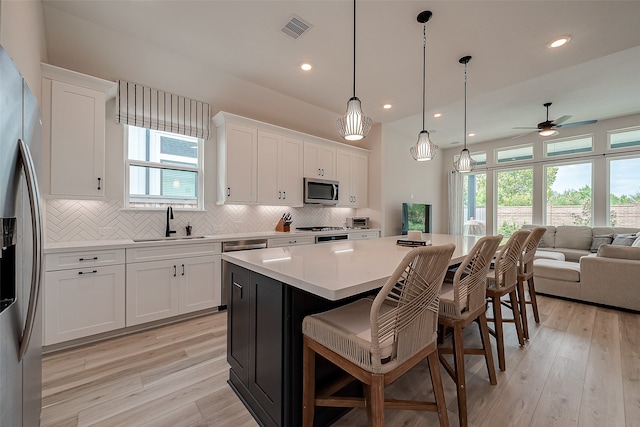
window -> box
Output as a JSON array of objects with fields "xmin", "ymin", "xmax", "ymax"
[
  {"xmin": 126, "ymin": 126, "xmax": 203, "ymax": 209},
  {"xmin": 496, "ymin": 145, "xmax": 533, "ymax": 164},
  {"xmin": 610, "ymin": 127, "xmax": 640, "ymax": 150},
  {"xmin": 454, "ymin": 151, "xmax": 487, "ymax": 166},
  {"xmin": 496, "ymin": 168, "xmax": 533, "ymax": 237},
  {"xmin": 545, "ymin": 162, "xmax": 593, "ymax": 226},
  {"xmin": 463, "ymin": 172, "xmax": 486, "ymax": 236},
  {"xmin": 545, "ymin": 136, "xmax": 593, "ymax": 157},
  {"xmin": 608, "ymin": 156, "xmax": 640, "ymax": 226}
]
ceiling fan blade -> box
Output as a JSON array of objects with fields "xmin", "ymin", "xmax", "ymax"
[
  {"xmin": 553, "ymin": 115, "xmax": 572, "ymax": 125},
  {"xmin": 513, "ymin": 126, "xmax": 538, "ymax": 130},
  {"xmin": 556, "ymin": 119, "xmax": 598, "ymax": 129}
]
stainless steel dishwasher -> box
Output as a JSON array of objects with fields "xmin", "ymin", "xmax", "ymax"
[{"xmin": 220, "ymin": 238, "xmax": 268, "ymax": 307}]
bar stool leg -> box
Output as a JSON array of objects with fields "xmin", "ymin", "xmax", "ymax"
[
  {"xmin": 517, "ymin": 277, "xmax": 530, "ymax": 340},
  {"xmin": 302, "ymin": 338, "xmax": 315, "ymax": 427},
  {"xmin": 529, "ymin": 276, "xmax": 540, "ymax": 323},
  {"xmin": 427, "ymin": 351, "xmax": 450, "ymax": 427}
]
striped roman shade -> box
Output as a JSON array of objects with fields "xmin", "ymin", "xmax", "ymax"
[{"xmin": 116, "ymin": 80, "xmax": 211, "ymax": 140}]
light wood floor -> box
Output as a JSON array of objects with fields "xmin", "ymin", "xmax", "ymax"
[{"xmin": 41, "ymin": 295, "xmax": 640, "ymax": 427}]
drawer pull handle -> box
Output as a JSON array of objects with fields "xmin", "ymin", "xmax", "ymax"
[
  {"xmin": 173, "ymin": 265, "xmax": 177, "ymax": 277},
  {"xmin": 79, "ymin": 256, "xmax": 98, "ymax": 262},
  {"xmin": 233, "ymin": 281, "xmax": 243, "ymax": 298},
  {"xmin": 97, "ymin": 177, "xmax": 102, "ymax": 190},
  {"xmin": 78, "ymin": 270, "xmax": 97, "ymax": 275},
  {"xmin": 182, "ymin": 264, "xmax": 185, "ymax": 276}
]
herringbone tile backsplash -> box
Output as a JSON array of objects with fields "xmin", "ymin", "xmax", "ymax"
[{"xmin": 45, "ymin": 199, "xmax": 356, "ymax": 242}]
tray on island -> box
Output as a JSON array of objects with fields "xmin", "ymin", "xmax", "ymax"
[{"xmin": 396, "ymin": 239, "xmax": 432, "ymax": 247}]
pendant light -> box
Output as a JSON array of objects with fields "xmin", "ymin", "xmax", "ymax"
[
  {"xmin": 337, "ymin": 0, "xmax": 372, "ymax": 141},
  {"xmin": 453, "ymin": 55, "xmax": 477, "ymax": 173},
  {"xmin": 410, "ymin": 11, "xmax": 438, "ymax": 161}
]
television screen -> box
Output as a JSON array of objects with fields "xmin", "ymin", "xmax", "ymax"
[{"xmin": 401, "ymin": 203, "xmax": 432, "ymax": 234}]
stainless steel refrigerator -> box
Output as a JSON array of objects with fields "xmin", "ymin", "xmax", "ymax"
[{"xmin": 0, "ymin": 45, "xmax": 43, "ymax": 426}]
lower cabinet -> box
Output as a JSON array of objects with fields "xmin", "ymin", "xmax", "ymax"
[
  {"xmin": 44, "ymin": 250, "xmax": 126, "ymax": 346},
  {"xmin": 126, "ymin": 254, "xmax": 221, "ymax": 327},
  {"xmin": 267, "ymin": 235, "xmax": 314, "ymax": 248},
  {"xmin": 226, "ymin": 262, "xmax": 284, "ymax": 426},
  {"xmin": 348, "ymin": 230, "xmax": 380, "ymax": 240}
]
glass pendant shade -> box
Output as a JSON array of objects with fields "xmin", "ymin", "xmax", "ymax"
[
  {"xmin": 337, "ymin": 96, "xmax": 373, "ymax": 141},
  {"xmin": 453, "ymin": 148, "xmax": 477, "ymax": 172},
  {"xmin": 538, "ymin": 128, "xmax": 557, "ymax": 137},
  {"xmin": 410, "ymin": 130, "xmax": 438, "ymax": 161}
]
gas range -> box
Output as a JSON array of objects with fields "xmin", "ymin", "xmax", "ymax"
[{"xmin": 295, "ymin": 226, "xmax": 345, "ymax": 232}]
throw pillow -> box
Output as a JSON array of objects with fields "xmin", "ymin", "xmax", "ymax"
[
  {"xmin": 538, "ymin": 239, "xmax": 546, "ymax": 248},
  {"xmin": 590, "ymin": 234, "xmax": 614, "ymax": 253},
  {"xmin": 632, "ymin": 235, "xmax": 640, "ymax": 248},
  {"xmin": 612, "ymin": 234, "xmax": 637, "ymax": 246}
]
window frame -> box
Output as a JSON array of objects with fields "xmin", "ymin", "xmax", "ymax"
[
  {"xmin": 606, "ymin": 153, "xmax": 640, "ymax": 226},
  {"xmin": 494, "ymin": 144, "xmax": 534, "ymax": 165},
  {"xmin": 544, "ymin": 134, "xmax": 593, "ymax": 158},
  {"xmin": 125, "ymin": 126, "xmax": 205, "ymax": 210},
  {"xmin": 494, "ymin": 166, "xmax": 534, "ymax": 237},
  {"xmin": 608, "ymin": 126, "xmax": 640, "ymax": 150}
]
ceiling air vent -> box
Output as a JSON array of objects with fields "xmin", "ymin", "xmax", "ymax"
[{"xmin": 281, "ymin": 14, "xmax": 312, "ymax": 39}]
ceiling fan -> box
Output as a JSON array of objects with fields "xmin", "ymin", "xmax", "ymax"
[{"xmin": 513, "ymin": 102, "xmax": 598, "ymax": 137}]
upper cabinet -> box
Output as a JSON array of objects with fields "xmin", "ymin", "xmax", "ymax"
[
  {"xmin": 257, "ymin": 131, "xmax": 303, "ymax": 206},
  {"xmin": 337, "ymin": 149, "xmax": 368, "ymax": 208},
  {"xmin": 216, "ymin": 122, "xmax": 258, "ymax": 204},
  {"xmin": 42, "ymin": 64, "xmax": 115, "ymax": 199},
  {"xmin": 303, "ymin": 141, "xmax": 336, "ymax": 180},
  {"xmin": 213, "ymin": 112, "xmax": 369, "ymax": 208}
]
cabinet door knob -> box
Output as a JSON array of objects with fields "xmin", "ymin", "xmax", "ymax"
[
  {"xmin": 233, "ymin": 281, "xmax": 243, "ymax": 298},
  {"xmin": 278, "ymin": 191, "xmax": 282, "ymax": 199},
  {"xmin": 227, "ymin": 187, "xmax": 231, "ymax": 197},
  {"xmin": 97, "ymin": 177, "xmax": 102, "ymax": 190},
  {"xmin": 282, "ymin": 191, "xmax": 286, "ymax": 199}
]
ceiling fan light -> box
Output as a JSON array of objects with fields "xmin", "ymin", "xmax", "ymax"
[
  {"xmin": 453, "ymin": 148, "xmax": 477, "ymax": 173},
  {"xmin": 410, "ymin": 130, "xmax": 438, "ymax": 161},
  {"xmin": 539, "ymin": 128, "xmax": 557, "ymax": 137},
  {"xmin": 337, "ymin": 96, "xmax": 373, "ymax": 141}
]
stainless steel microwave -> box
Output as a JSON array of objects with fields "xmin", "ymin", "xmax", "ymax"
[{"xmin": 304, "ymin": 177, "xmax": 339, "ymax": 205}]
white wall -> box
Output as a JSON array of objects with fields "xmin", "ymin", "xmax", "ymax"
[
  {"xmin": 0, "ymin": 0, "xmax": 47, "ymax": 103},
  {"xmin": 440, "ymin": 112, "xmax": 640, "ymax": 233},
  {"xmin": 378, "ymin": 120, "xmax": 445, "ymax": 236}
]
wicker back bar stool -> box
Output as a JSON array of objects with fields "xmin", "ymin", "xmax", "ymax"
[
  {"xmin": 301, "ymin": 244, "xmax": 455, "ymax": 427},
  {"xmin": 518, "ymin": 227, "xmax": 546, "ymax": 339},
  {"xmin": 437, "ymin": 235, "xmax": 502, "ymax": 427}
]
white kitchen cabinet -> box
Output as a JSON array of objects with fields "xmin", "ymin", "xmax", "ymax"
[
  {"xmin": 267, "ymin": 235, "xmax": 315, "ymax": 248},
  {"xmin": 42, "ymin": 64, "xmax": 114, "ymax": 199},
  {"xmin": 126, "ymin": 243, "xmax": 221, "ymax": 326},
  {"xmin": 257, "ymin": 131, "xmax": 303, "ymax": 206},
  {"xmin": 44, "ymin": 249, "xmax": 125, "ymax": 345},
  {"xmin": 348, "ymin": 230, "xmax": 380, "ymax": 240},
  {"xmin": 337, "ymin": 149, "xmax": 369, "ymax": 207},
  {"xmin": 216, "ymin": 122, "xmax": 258, "ymax": 204},
  {"xmin": 304, "ymin": 141, "xmax": 336, "ymax": 179}
]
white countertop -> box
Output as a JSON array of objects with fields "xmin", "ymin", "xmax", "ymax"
[
  {"xmin": 222, "ymin": 233, "xmax": 481, "ymax": 301},
  {"xmin": 44, "ymin": 228, "xmax": 379, "ymax": 253}
]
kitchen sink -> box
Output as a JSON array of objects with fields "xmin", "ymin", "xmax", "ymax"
[{"xmin": 132, "ymin": 236, "xmax": 208, "ymax": 242}]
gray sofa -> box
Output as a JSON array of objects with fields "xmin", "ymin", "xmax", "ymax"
[{"xmin": 522, "ymin": 225, "xmax": 640, "ymax": 311}]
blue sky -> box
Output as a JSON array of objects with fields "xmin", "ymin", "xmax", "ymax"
[{"xmin": 551, "ymin": 159, "xmax": 640, "ymax": 196}]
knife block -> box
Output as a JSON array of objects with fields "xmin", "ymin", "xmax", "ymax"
[{"xmin": 275, "ymin": 219, "xmax": 290, "ymax": 232}]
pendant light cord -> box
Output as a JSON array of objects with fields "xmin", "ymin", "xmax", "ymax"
[
  {"xmin": 463, "ymin": 60, "xmax": 467, "ymax": 150},
  {"xmin": 352, "ymin": 0, "xmax": 356, "ymax": 97},
  {"xmin": 422, "ymin": 22, "xmax": 426, "ymax": 131}
]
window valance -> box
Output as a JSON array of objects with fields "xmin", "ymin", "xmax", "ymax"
[{"xmin": 116, "ymin": 80, "xmax": 211, "ymax": 140}]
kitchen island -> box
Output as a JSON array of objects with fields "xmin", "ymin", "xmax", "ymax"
[{"xmin": 222, "ymin": 234, "xmax": 481, "ymax": 427}]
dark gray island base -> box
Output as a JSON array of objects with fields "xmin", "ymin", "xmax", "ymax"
[{"xmin": 224, "ymin": 261, "xmax": 362, "ymax": 427}]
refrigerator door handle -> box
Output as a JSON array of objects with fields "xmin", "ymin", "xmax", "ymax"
[{"xmin": 17, "ymin": 139, "xmax": 43, "ymax": 361}]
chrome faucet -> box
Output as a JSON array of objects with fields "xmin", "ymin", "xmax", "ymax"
[{"xmin": 166, "ymin": 206, "xmax": 176, "ymax": 237}]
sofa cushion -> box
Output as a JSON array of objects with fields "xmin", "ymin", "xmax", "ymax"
[
  {"xmin": 597, "ymin": 244, "xmax": 640, "ymax": 260},
  {"xmin": 590, "ymin": 234, "xmax": 614, "ymax": 252},
  {"xmin": 612, "ymin": 234, "xmax": 637, "ymax": 246},
  {"xmin": 522, "ymin": 225, "xmax": 555, "ymax": 248},
  {"xmin": 555, "ymin": 226, "xmax": 592, "ymax": 250},
  {"xmin": 561, "ymin": 249, "xmax": 592, "ymax": 262},
  {"xmin": 535, "ymin": 250, "xmax": 566, "ymax": 261},
  {"xmin": 534, "ymin": 259, "xmax": 581, "ymax": 282}
]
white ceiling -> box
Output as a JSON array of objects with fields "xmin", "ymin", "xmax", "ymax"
[{"xmin": 41, "ymin": 0, "xmax": 640, "ymax": 146}]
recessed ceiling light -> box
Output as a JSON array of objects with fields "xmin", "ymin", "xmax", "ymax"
[
  {"xmin": 300, "ymin": 63, "xmax": 312, "ymax": 71},
  {"xmin": 433, "ymin": 113, "xmax": 442, "ymax": 118},
  {"xmin": 548, "ymin": 36, "xmax": 571, "ymax": 48},
  {"xmin": 468, "ymin": 133, "xmax": 475, "ymax": 137},
  {"xmin": 383, "ymin": 104, "xmax": 392, "ymax": 109}
]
